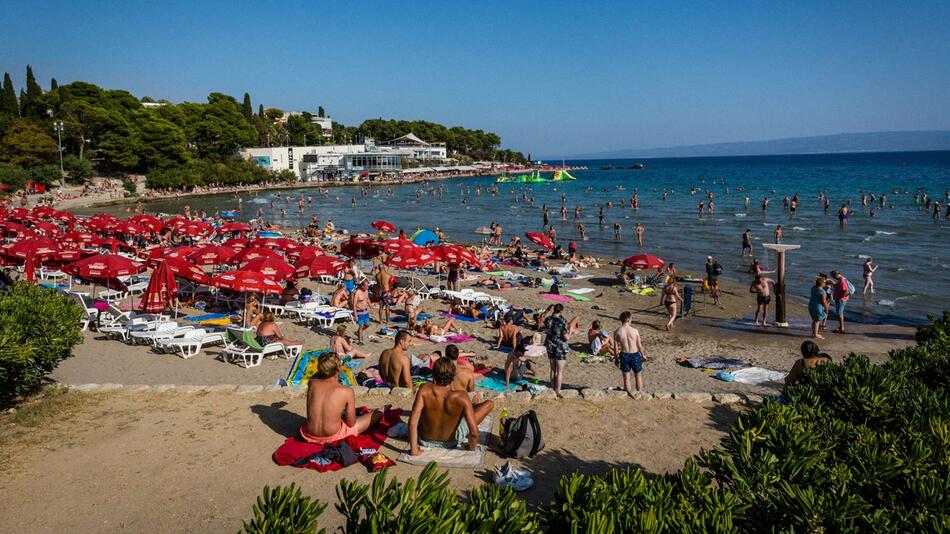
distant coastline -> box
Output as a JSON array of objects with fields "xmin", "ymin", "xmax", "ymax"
[{"xmin": 554, "ymin": 130, "xmax": 950, "ymax": 160}]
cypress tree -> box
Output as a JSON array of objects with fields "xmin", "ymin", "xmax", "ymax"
[
  {"xmin": 1, "ymin": 72, "xmax": 18, "ymax": 116},
  {"xmin": 18, "ymin": 88, "xmax": 26, "ymax": 116},
  {"xmin": 242, "ymin": 93, "xmax": 252, "ymax": 120},
  {"xmin": 50, "ymin": 78, "xmax": 58, "ymax": 92},
  {"xmin": 258, "ymin": 104, "xmax": 264, "ymax": 119},
  {"xmin": 318, "ymin": 106, "xmax": 325, "ymax": 118},
  {"xmin": 22, "ymin": 65, "xmax": 43, "ymax": 118}
]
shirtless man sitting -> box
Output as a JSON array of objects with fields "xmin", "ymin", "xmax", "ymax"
[
  {"xmin": 378, "ymin": 330, "xmax": 413, "ymax": 389},
  {"xmin": 409, "ymin": 358, "xmax": 492, "ymax": 454},
  {"xmin": 495, "ymin": 312, "xmax": 521, "ymax": 350},
  {"xmin": 300, "ymin": 353, "xmax": 383, "ymax": 444}
]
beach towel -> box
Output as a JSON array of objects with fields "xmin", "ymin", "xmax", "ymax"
[
  {"xmin": 184, "ymin": 313, "xmax": 229, "ymax": 322},
  {"xmin": 567, "ymin": 288, "xmax": 596, "ymax": 295},
  {"xmin": 285, "ymin": 348, "xmax": 362, "ymax": 387},
  {"xmin": 569, "ymin": 274, "xmax": 594, "ymax": 280},
  {"xmin": 397, "ymin": 416, "xmax": 492, "ymax": 468},
  {"xmin": 439, "ymin": 312, "xmax": 480, "ymax": 322},
  {"xmin": 578, "ymin": 353, "xmax": 608, "ymax": 364},
  {"xmin": 476, "ymin": 376, "xmax": 528, "ymax": 392},
  {"xmin": 540, "ymin": 294, "xmax": 573, "ymax": 303},
  {"xmin": 422, "ymin": 334, "xmax": 477, "ymax": 344},
  {"xmin": 273, "ymin": 408, "xmax": 402, "ymax": 473},
  {"xmin": 568, "ymin": 294, "xmax": 591, "ymax": 302},
  {"xmin": 679, "ymin": 357, "xmax": 749, "ymax": 370},
  {"xmin": 200, "ymin": 317, "xmax": 234, "ymax": 326},
  {"xmin": 729, "ymin": 367, "xmax": 787, "ymax": 385}
]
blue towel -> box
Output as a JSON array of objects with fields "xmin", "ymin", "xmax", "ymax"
[
  {"xmin": 440, "ymin": 312, "xmax": 480, "ymax": 322},
  {"xmin": 476, "ymin": 376, "xmax": 527, "ymax": 392}
]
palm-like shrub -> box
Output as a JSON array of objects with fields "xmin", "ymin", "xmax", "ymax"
[{"xmin": 242, "ymin": 483, "xmax": 326, "ymax": 534}]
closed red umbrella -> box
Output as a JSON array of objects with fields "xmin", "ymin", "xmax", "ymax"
[
  {"xmin": 161, "ymin": 256, "xmax": 210, "ymax": 284},
  {"xmin": 63, "ymin": 253, "xmax": 145, "ymax": 279},
  {"xmin": 210, "ymin": 269, "xmax": 282, "ymax": 294},
  {"xmin": 340, "ymin": 237, "xmax": 382, "ymax": 259},
  {"xmin": 622, "ymin": 253, "xmax": 665, "ymax": 270},
  {"xmin": 187, "ymin": 245, "xmax": 237, "ymax": 266},
  {"xmin": 139, "ymin": 260, "xmax": 178, "ymax": 313},
  {"xmin": 230, "ymin": 246, "xmax": 282, "ymax": 265},
  {"xmin": 387, "ymin": 244, "xmax": 436, "ymax": 269},
  {"xmin": 295, "ymin": 255, "xmax": 346, "ymax": 278},
  {"xmin": 372, "ymin": 220, "xmax": 397, "ymax": 233},
  {"xmin": 525, "ymin": 232, "xmax": 554, "ymax": 250},
  {"xmin": 241, "ymin": 256, "xmax": 296, "ymax": 280}
]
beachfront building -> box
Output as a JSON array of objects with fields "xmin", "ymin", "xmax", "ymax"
[
  {"xmin": 278, "ymin": 112, "xmax": 333, "ymax": 138},
  {"xmin": 241, "ymin": 135, "xmax": 449, "ymax": 181}
]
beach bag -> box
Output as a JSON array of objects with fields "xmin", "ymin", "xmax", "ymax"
[
  {"xmin": 499, "ymin": 410, "xmax": 545, "ymax": 458},
  {"xmin": 845, "ymin": 278, "xmax": 855, "ymax": 296}
]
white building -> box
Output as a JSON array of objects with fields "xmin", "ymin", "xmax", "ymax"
[
  {"xmin": 279, "ymin": 111, "xmax": 333, "ymax": 137},
  {"xmin": 380, "ymin": 132, "xmax": 447, "ymax": 160}
]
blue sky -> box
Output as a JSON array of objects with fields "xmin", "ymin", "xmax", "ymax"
[{"xmin": 2, "ymin": 0, "xmax": 949, "ymax": 157}]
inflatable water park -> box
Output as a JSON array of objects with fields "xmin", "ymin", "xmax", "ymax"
[{"xmin": 496, "ymin": 169, "xmax": 576, "ymax": 184}]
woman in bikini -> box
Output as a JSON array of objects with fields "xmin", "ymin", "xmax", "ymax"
[
  {"xmin": 416, "ymin": 317, "xmax": 462, "ymax": 337},
  {"xmin": 661, "ymin": 277, "xmax": 682, "ymax": 331},
  {"xmin": 256, "ymin": 312, "xmax": 298, "ymax": 346}
]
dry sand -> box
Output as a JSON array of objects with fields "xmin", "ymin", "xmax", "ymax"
[
  {"xmin": 54, "ymin": 262, "xmax": 915, "ymax": 397},
  {"xmin": 0, "ymin": 389, "xmax": 739, "ymax": 533}
]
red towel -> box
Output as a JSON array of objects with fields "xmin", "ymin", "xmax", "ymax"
[{"xmin": 273, "ymin": 407, "xmax": 402, "ymax": 472}]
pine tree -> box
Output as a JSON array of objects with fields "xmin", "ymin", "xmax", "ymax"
[
  {"xmin": 50, "ymin": 78, "xmax": 58, "ymax": 92},
  {"xmin": 1, "ymin": 72, "xmax": 18, "ymax": 116},
  {"xmin": 258, "ymin": 104, "xmax": 264, "ymax": 119},
  {"xmin": 242, "ymin": 93, "xmax": 252, "ymax": 120}
]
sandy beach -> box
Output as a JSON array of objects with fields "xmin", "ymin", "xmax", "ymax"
[
  {"xmin": 0, "ymin": 388, "xmax": 740, "ymax": 532},
  {"xmin": 53, "ymin": 261, "xmax": 914, "ymax": 396}
]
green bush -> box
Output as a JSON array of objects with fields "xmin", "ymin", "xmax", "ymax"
[
  {"xmin": 0, "ymin": 283, "xmax": 83, "ymax": 405},
  {"xmin": 63, "ymin": 154, "xmax": 94, "ymax": 184},
  {"xmin": 145, "ymin": 156, "xmax": 282, "ymax": 190},
  {"xmin": 242, "ymin": 483, "xmax": 326, "ymax": 534},
  {"xmin": 244, "ymin": 314, "xmax": 950, "ymax": 532},
  {"xmin": 0, "ymin": 161, "xmax": 28, "ymax": 191}
]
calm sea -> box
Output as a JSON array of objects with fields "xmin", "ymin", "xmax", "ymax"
[{"xmin": 87, "ymin": 151, "xmax": 950, "ymax": 325}]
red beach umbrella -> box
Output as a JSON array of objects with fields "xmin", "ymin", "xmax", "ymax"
[
  {"xmin": 61, "ymin": 232, "xmax": 100, "ymax": 246},
  {"xmin": 51, "ymin": 210, "xmax": 77, "ymax": 223},
  {"xmin": 4, "ymin": 237, "xmax": 60, "ymax": 260},
  {"xmin": 622, "ymin": 253, "xmax": 665, "ymax": 270},
  {"xmin": 63, "ymin": 253, "xmax": 145, "ymax": 279},
  {"xmin": 222, "ymin": 237, "xmax": 250, "ymax": 251},
  {"xmin": 111, "ymin": 222, "xmax": 147, "ymax": 237},
  {"xmin": 53, "ymin": 247, "xmax": 94, "ymax": 262},
  {"xmin": 372, "ymin": 220, "xmax": 397, "ymax": 233},
  {"xmin": 295, "ymin": 255, "xmax": 346, "ymax": 278},
  {"xmin": 187, "ymin": 245, "xmax": 237, "ymax": 266},
  {"xmin": 387, "ymin": 245, "xmax": 436, "ymax": 269},
  {"xmin": 95, "ymin": 237, "xmax": 134, "ymax": 253},
  {"xmin": 161, "ymin": 256, "xmax": 210, "ymax": 284},
  {"xmin": 241, "ymin": 256, "xmax": 296, "ymax": 280},
  {"xmin": 27, "ymin": 220, "xmax": 61, "ymax": 236},
  {"xmin": 340, "ymin": 237, "xmax": 382, "ymax": 259},
  {"xmin": 31, "ymin": 205, "xmax": 57, "ymax": 218},
  {"xmin": 525, "ymin": 232, "xmax": 554, "ymax": 250},
  {"xmin": 287, "ymin": 245, "xmax": 324, "ymax": 262},
  {"xmin": 8, "ymin": 208, "xmax": 30, "ymax": 220},
  {"xmin": 128, "ymin": 215, "xmax": 165, "ymax": 232},
  {"xmin": 163, "ymin": 246, "xmax": 200, "ymax": 260},
  {"xmin": 432, "ymin": 244, "xmax": 480, "ymax": 266},
  {"xmin": 379, "ymin": 238, "xmax": 415, "ymax": 254},
  {"xmin": 174, "ymin": 221, "xmax": 210, "ymax": 238},
  {"xmin": 139, "ymin": 260, "xmax": 178, "ymax": 313},
  {"xmin": 0, "ymin": 221, "xmax": 32, "ymax": 238},
  {"xmin": 210, "ymin": 269, "xmax": 282, "ymax": 294},
  {"xmin": 219, "ymin": 221, "xmax": 251, "ymax": 233},
  {"xmin": 230, "ymin": 247, "xmax": 282, "ymax": 265},
  {"xmin": 250, "ymin": 237, "xmax": 301, "ymax": 253}
]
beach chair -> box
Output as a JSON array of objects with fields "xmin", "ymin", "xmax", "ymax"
[
  {"xmin": 305, "ymin": 308, "xmax": 354, "ymax": 329},
  {"xmin": 410, "ymin": 277, "xmax": 441, "ymax": 300},
  {"xmin": 221, "ymin": 327, "xmax": 301, "ymax": 368},
  {"xmin": 129, "ymin": 322, "xmax": 195, "ymax": 345},
  {"xmin": 155, "ymin": 328, "xmax": 226, "ymax": 358},
  {"xmin": 68, "ymin": 292, "xmax": 100, "ymax": 331},
  {"xmin": 98, "ymin": 288, "xmax": 129, "ymax": 303}
]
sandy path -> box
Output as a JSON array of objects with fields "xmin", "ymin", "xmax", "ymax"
[{"xmin": 0, "ymin": 390, "xmax": 738, "ymax": 533}]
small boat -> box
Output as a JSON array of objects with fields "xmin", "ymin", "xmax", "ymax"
[
  {"xmin": 630, "ymin": 163, "xmax": 644, "ymax": 169},
  {"xmin": 600, "ymin": 165, "xmax": 615, "ymax": 170}
]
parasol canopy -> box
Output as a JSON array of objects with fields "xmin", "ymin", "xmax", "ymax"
[
  {"xmin": 371, "ymin": 220, "xmax": 397, "ymax": 233},
  {"xmin": 525, "ymin": 232, "xmax": 554, "ymax": 250},
  {"xmin": 622, "ymin": 253, "xmax": 665, "ymax": 270}
]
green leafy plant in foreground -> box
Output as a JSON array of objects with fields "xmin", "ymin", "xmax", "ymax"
[
  {"xmin": 242, "ymin": 483, "xmax": 326, "ymax": 534},
  {"xmin": 0, "ymin": 283, "xmax": 83, "ymax": 405}
]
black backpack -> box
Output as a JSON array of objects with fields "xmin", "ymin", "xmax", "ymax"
[{"xmin": 499, "ymin": 410, "xmax": 545, "ymax": 458}]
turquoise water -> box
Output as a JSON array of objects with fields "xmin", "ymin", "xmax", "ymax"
[{"xmin": 93, "ymin": 151, "xmax": 950, "ymax": 324}]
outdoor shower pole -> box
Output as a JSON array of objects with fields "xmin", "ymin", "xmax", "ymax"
[{"xmin": 762, "ymin": 243, "xmax": 800, "ymax": 328}]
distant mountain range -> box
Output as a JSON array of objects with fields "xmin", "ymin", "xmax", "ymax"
[{"xmin": 560, "ymin": 130, "xmax": 950, "ymax": 160}]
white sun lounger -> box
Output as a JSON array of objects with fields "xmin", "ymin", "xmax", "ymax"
[
  {"xmin": 221, "ymin": 327, "xmax": 302, "ymax": 368},
  {"xmin": 155, "ymin": 328, "xmax": 226, "ymax": 358},
  {"xmin": 129, "ymin": 323, "xmax": 195, "ymax": 345}
]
